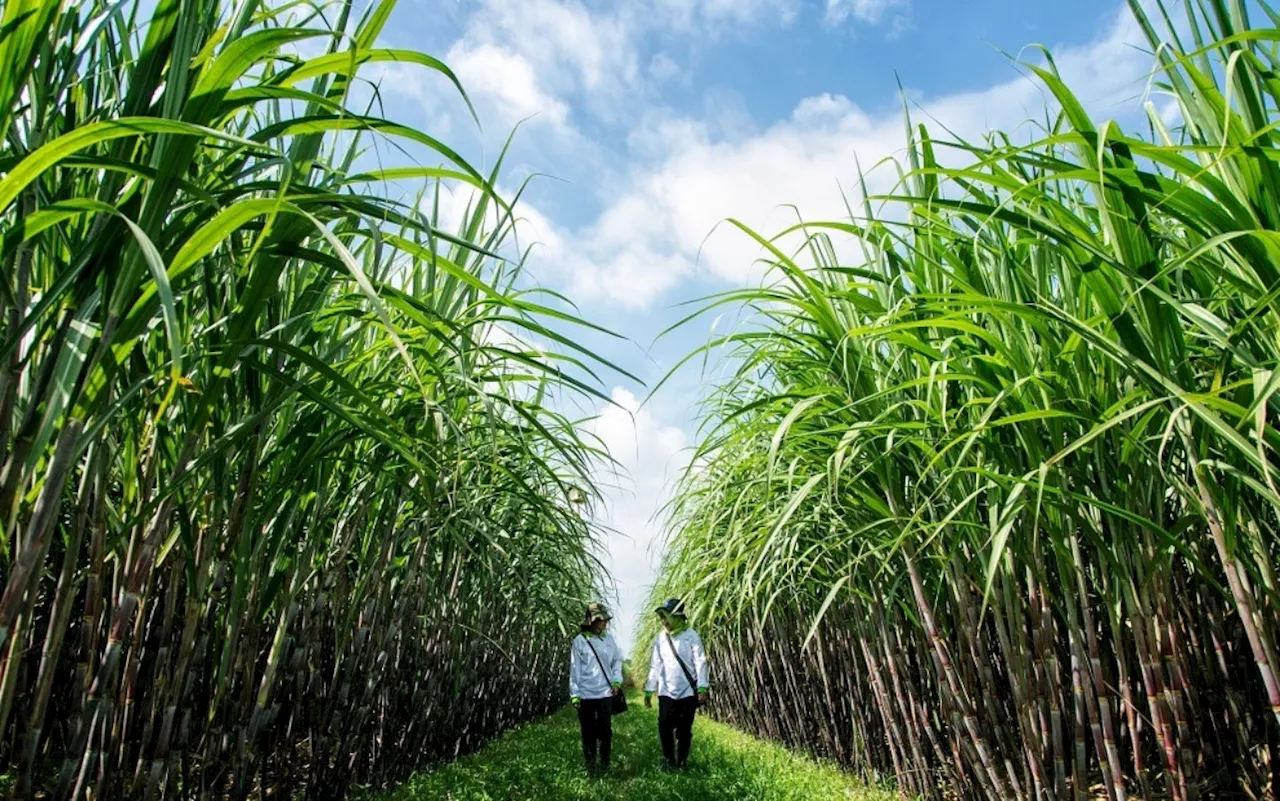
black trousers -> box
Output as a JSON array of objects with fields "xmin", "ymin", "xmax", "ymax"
[
  {"xmin": 657, "ymin": 695, "xmax": 699, "ymax": 766},
  {"xmin": 577, "ymin": 698, "xmax": 613, "ymax": 765}
]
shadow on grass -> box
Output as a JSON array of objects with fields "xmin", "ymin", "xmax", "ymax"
[{"xmin": 361, "ymin": 693, "xmax": 895, "ymax": 801}]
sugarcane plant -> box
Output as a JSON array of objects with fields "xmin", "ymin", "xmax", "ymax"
[
  {"xmin": 0, "ymin": 0, "xmax": 622, "ymax": 798},
  {"xmin": 651, "ymin": 0, "xmax": 1280, "ymax": 798}
]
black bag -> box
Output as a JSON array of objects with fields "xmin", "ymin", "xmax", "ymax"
[
  {"xmin": 584, "ymin": 636, "xmax": 627, "ymax": 715},
  {"xmin": 664, "ymin": 632, "xmax": 707, "ymax": 707}
]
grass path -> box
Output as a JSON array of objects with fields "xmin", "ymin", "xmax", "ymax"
[{"xmin": 362, "ymin": 693, "xmax": 895, "ymax": 800}]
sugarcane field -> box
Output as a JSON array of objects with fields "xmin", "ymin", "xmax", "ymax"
[{"xmin": 5, "ymin": 0, "xmax": 1280, "ymax": 799}]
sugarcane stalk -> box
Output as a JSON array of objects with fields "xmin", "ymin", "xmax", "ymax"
[
  {"xmin": 993, "ymin": 567, "xmax": 1049, "ymax": 801},
  {"xmin": 1101, "ymin": 566, "xmax": 1151, "ymax": 800},
  {"xmin": 1068, "ymin": 532, "xmax": 1127, "ymax": 801},
  {"xmin": 0, "ymin": 310, "xmax": 72, "ymax": 542},
  {"xmin": 903, "ymin": 545, "xmax": 1009, "ymax": 799},
  {"xmin": 0, "ymin": 420, "xmax": 84, "ymax": 652},
  {"xmin": 16, "ymin": 443, "xmax": 95, "ymax": 797},
  {"xmin": 1182, "ymin": 425, "xmax": 1280, "ymax": 729},
  {"xmin": 0, "ymin": 186, "xmax": 39, "ymax": 464},
  {"xmin": 1122, "ymin": 559, "xmax": 1185, "ymax": 801}
]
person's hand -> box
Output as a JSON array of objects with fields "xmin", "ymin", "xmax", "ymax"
[
  {"xmin": 571, "ymin": 696, "xmax": 580, "ymax": 708},
  {"xmin": 644, "ymin": 693, "xmax": 652, "ymax": 709},
  {"xmin": 698, "ymin": 690, "xmax": 709, "ymax": 705},
  {"xmin": 611, "ymin": 685, "xmax": 622, "ymax": 696}
]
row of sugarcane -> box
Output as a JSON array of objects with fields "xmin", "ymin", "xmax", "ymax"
[
  {"xmin": 0, "ymin": 0, "xmax": 618, "ymax": 798},
  {"xmin": 651, "ymin": 0, "xmax": 1280, "ymax": 798}
]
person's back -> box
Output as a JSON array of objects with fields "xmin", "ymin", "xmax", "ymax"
[{"xmin": 644, "ymin": 598, "xmax": 709, "ymax": 769}]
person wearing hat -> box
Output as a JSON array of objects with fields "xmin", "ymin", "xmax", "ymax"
[
  {"xmin": 569, "ymin": 602, "xmax": 623, "ymax": 772},
  {"xmin": 643, "ymin": 598, "xmax": 709, "ymax": 769}
]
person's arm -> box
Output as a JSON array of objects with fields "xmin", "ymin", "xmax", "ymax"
[
  {"xmin": 608, "ymin": 635, "xmax": 623, "ymax": 691},
  {"xmin": 692, "ymin": 631, "xmax": 710, "ymax": 694},
  {"xmin": 568, "ymin": 636, "xmax": 582, "ymax": 705},
  {"xmin": 644, "ymin": 636, "xmax": 661, "ymax": 705}
]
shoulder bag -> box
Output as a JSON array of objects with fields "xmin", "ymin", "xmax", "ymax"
[
  {"xmin": 583, "ymin": 636, "xmax": 627, "ymax": 714},
  {"xmin": 663, "ymin": 632, "xmax": 707, "ymax": 707}
]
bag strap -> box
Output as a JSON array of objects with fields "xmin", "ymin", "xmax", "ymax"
[
  {"xmin": 664, "ymin": 632, "xmax": 699, "ymax": 692},
  {"xmin": 583, "ymin": 635, "xmax": 613, "ymax": 682}
]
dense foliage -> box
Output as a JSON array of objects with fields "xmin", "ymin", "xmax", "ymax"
[
  {"xmin": 654, "ymin": 1, "xmax": 1280, "ymax": 798},
  {"xmin": 0, "ymin": 0, "xmax": 618, "ymax": 797}
]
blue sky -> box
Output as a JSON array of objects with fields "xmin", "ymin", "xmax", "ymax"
[{"xmin": 355, "ymin": 0, "xmax": 1166, "ymax": 650}]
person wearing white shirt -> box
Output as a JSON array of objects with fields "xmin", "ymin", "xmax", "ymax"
[
  {"xmin": 569, "ymin": 602, "xmax": 623, "ymax": 772},
  {"xmin": 643, "ymin": 597, "xmax": 710, "ymax": 769}
]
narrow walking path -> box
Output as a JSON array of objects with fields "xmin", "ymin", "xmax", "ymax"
[{"xmin": 362, "ymin": 693, "xmax": 894, "ymax": 800}]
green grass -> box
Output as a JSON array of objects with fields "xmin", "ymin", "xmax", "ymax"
[{"xmin": 361, "ymin": 693, "xmax": 895, "ymax": 800}]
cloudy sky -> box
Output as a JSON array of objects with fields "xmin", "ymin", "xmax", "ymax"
[{"xmin": 361, "ymin": 0, "xmax": 1161, "ymax": 650}]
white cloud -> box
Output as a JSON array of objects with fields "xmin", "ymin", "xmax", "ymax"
[
  {"xmin": 648, "ymin": 53, "xmax": 684, "ymax": 84},
  {"xmin": 826, "ymin": 0, "xmax": 909, "ymax": 26},
  {"xmin": 445, "ymin": 43, "xmax": 570, "ymax": 129},
  {"xmin": 527, "ymin": 2, "xmax": 1158, "ymax": 309},
  {"xmin": 437, "ymin": 0, "xmax": 806, "ymax": 133},
  {"xmin": 587, "ymin": 388, "xmax": 689, "ymax": 652},
  {"xmin": 648, "ymin": 0, "xmax": 801, "ymax": 32},
  {"xmin": 452, "ymin": 193, "xmax": 688, "ymax": 311},
  {"xmin": 466, "ymin": 0, "xmax": 637, "ymax": 95},
  {"xmin": 443, "ymin": 0, "xmax": 636, "ymax": 127}
]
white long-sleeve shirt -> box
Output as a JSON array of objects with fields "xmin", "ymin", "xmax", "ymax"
[
  {"xmin": 569, "ymin": 631, "xmax": 623, "ymax": 700},
  {"xmin": 645, "ymin": 627, "xmax": 709, "ymax": 700}
]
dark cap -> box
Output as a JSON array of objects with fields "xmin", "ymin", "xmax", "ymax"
[{"xmin": 654, "ymin": 598, "xmax": 686, "ymax": 618}]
